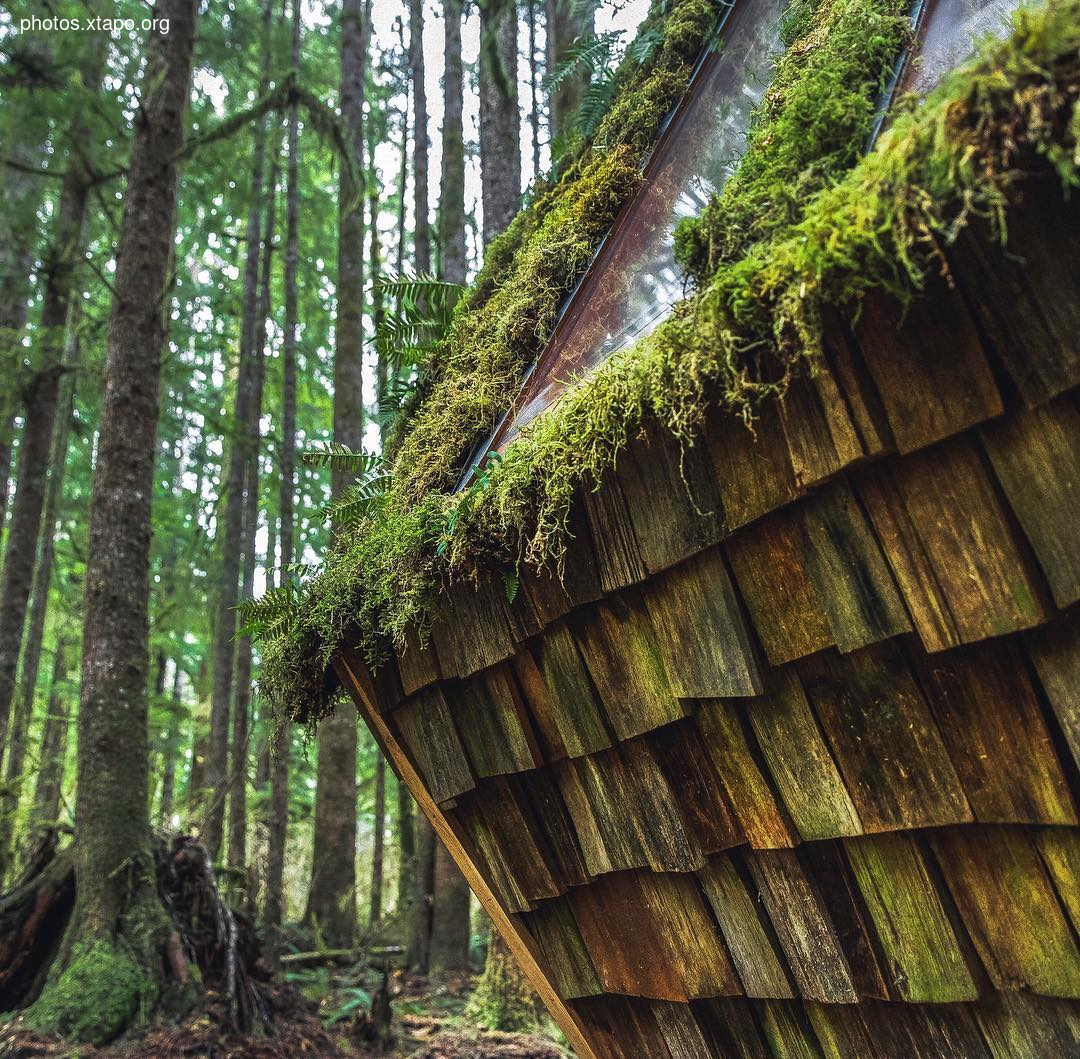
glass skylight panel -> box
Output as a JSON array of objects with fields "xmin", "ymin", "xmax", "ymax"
[{"xmin": 484, "ymin": 0, "xmax": 790, "ymax": 455}]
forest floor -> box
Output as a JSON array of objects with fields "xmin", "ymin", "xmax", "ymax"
[{"xmin": 1, "ymin": 968, "xmax": 571, "ymax": 1059}]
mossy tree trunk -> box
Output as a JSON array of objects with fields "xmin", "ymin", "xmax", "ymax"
[
  {"xmin": 429, "ymin": 842, "xmax": 471, "ymax": 977},
  {"xmin": 466, "ymin": 933, "xmax": 543, "ymax": 1033},
  {"xmin": 25, "ymin": 0, "xmax": 199, "ymax": 1044}
]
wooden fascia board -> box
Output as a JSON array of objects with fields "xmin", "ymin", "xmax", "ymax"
[{"xmin": 333, "ymin": 652, "xmax": 599, "ymax": 1059}]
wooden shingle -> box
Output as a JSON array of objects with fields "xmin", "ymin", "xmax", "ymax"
[
  {"xmin": 744, "ymin": 848, "xmax": 859, "ymax": 1004},
  {"xmin": 858, "ymin": 436, "xmax": 1052, "ymax": 652},
  {"xmin": 649, "ymin": 719, "xmax": 746, "ymax": 854},
  {"xmin": 641, "ymin": 548, "xmax": 762, "ymax": 697},
  {"xmin": 844, "ymin": 832, "xmax": 979, "ymax": 1003},
  {"xmin": 393, "ymin": 686, "xmax": 474, "ymax": 803},
  {"xmin": 747, "ymin": 669, "xmax": 863, "ymax": 841},
  {"xmin": 393, "ymin": 625, "xmax": 441, "ymax": 696},
  {"xmin": 613, "ymin": 421, "xmax": 723, "ymax": 575},
  {"xmin": 695, "ymin": 700, "xmax": 796, "ymax": 849},
  {"xmin": 726, "ymin": 509, "xmax": 834, "ymax": 666},
  {"xmin": 950, "ymin": 184, "xmax": 1080, "ymax": 407},
  {"xmin": 929, "ymin": 826, "xmax": 1080, "ymax": 997},
  {"xmin": 799, "ymin": 479, "xmax": 912, "ymax": 653},
  {"xmin": 697, "ymin": 853, "xmax": 794, "ymax": 999},
  {"xmin": 521, "ymin": 898, "xmax": 603, "ymax": 999},
  {"xmin": 799, "ymin": 645, "xmax": 972, "ymax": 832},
  {"xmin": 911, "ymin": 640, "xmax": 1076, "ymax": 825},
  {"xmin": 556, "ymin": 740, "xmax": 704, "ymax": 875},
  {"xmin": 528, "ymin": 622, "xmax": 611, "ymax": 757},
  {"xmin": 981, "ymin": 395, "xmax": 1080, "ymax": 609},
  {"xmin": 570, "ymin": 590, "xmax": 687, "ymax": 741},
  {"xmin": 854, "ymin": 284, "xmax": 1002, "ymax": 454},
  {"xmin": 444, "ymin": 664, "xmax": 538, "ymax": 778},
  {"xmin": 570, "ymin": 870, "xmax": 741, "ymax": 1001},
  {"xmin": 703, "ymin": 401, "xmax": 799, "ymax": 532},
  {"xmin": 1024, "ymin": 611, "xmax": 1080, "ymax": 771},
  {"xmin": 581, "ymin": 476, "xmax": 647, "ymax": 593}
]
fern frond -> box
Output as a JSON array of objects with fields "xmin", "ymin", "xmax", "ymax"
[{"xmin": 301, "ymin": 441, "xmax": 381, "ymax": 475}]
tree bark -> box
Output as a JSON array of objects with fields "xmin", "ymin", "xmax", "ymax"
[
  {"xmin": 205, "ymin": 0, "xmax": 273, "ymax": 861},
  {"xmin": 0, "ymin": 62, "xmax": 49, "ymax": 544},
  {"xmin": 369, "ymin": 752, "xmax": 385, "ymax": 927},
  {"xmin": 439, "ymin": 0, "xmax": 467, "ymax": 285},
  {"xmin": 304, "ymin": 0, "xmax": 368, "ymax": 950},
  {"xmin": 264, "ymin": 0, "xmax": 301, "ymax": 949},
  {"xmin": 0, "ymin": 318, "xmax": 77, "ymax": 877},
  {"xmin": 229, "ymin": 141, "xmax": 278, "ymax": 877},
  {"xmin": 31, "ymin": 635, "xmax": 71, "ymax": 839},
  {"xmin": 407, "ymin": 817, "xmax": 436, "ymax": 973},
  {"xmin": 158, "ymin": 663, "xmax": 183, "ymax": 827},
  {"xmin": 396, "ymin": 775, "xmax": 414, "ymax": 915},
  {"xmin": 545, "ymin": 0, "xmax": 594, "ymax": 143},
  {"xmin": 430, "ymin": 841, "xmax": 471, "ymax": 976},
  {"xmin": 409, "ymin": 0, "xmax": 431, "ymax": 273},
  {"xmin": 478, "ymin": 0, "xmax": 521, "ymax": 245},
  {"xmin": 466, "ymin": 932, "xmax": 542, "ymax": 1032},
  {"xmin": 30, "ymin": 1, "xmax": 198, "ymax": 1039},
  {"xmin": 528, "ymin": 0, "xmax": 542, "ymax": 174},
  {"xmin": 0, "ymin": 63, "xmax": 100, "ymax": 757}
]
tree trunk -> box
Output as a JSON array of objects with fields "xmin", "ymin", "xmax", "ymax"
[
  {"xmin": 478, "ymin": 0, "xmax": 521, "ymax": 246},
  {"xmin": 439, "ymin": 0, "xmax": 467, "ymax": 286},
  {"xmin": 466, "ymin": 932, "xmax": 542, "ymax": 1032},
  {"xmin": 430, "ymin": 841, "xmax": 471, "ymax": 977},
  {"xmin": 369, "ymin": 753, "xmax": 385, "ymax": 927},
  {"xmin": 396, "ymin": 770, "xmax": 414, "ymax": 917},
  {"xmin": 545, "ymin": 0, "xmax": 594, "ymax": 143},
  {"xmin": 0, "ymin": 71, "xmax": 49, "ymax": 545},
  {"xmin": 528, "ymin": 0, "xmax": 542, "ymax": 174},
  {"xmin": 409, "ymin": 0, "xmax": 431, "ymax": 273},
  {"xmin": 158, "ymin": 664, "xmax": 183, "ymax": 827},
  {"xmin": 264, "ymin": 0, "xmax": 301, "ymax": 950},
  {"xmin": 0, "ymin": 65, "xmax": 100, "ymax": 756},
  {"xmin": 303, "ymin": 0, "xmax": 368, "ymax": 951},
  {"xmin": 0, "ymin": 320, "xmax": 77, "ymax": 877},
  {"xmin": 30, "ymin": 635, "xmax": 71, "ymax": 840},
  {"xmin": 25, "ymin": 2, "xmax": 198, "ymax": 1043},
  {"xmin": 407, "ymin": 817, "xmax": 436, "ymax": 973},
  {"xmin": 205, "ymin": 0, "xmax": 273, "ymax": 861},
  {"xmin": 229, "ymin": 139, "xmax": 278, "ymax": 877}
]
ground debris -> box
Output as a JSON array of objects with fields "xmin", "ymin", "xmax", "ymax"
[{"xmin": 411, "ymin": 1030, "xmax": 567, "ymax": 1059}]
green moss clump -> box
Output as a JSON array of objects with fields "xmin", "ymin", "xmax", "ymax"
[
  {"xmin": 259, "ymin": 0, "xmax": 1080, "ymax": 726},
  {"xmin": 26, "ymin": 938, "xmax": 157, "ymax": 1046},
  {"xmin": 673, "ymin": 0, "xmax": 911, "ymax": 281}
]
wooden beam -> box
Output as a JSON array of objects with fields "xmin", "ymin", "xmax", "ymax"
[{"xmin": 333, "ymin": 653, "xmax": 600, "ymax": 1059}]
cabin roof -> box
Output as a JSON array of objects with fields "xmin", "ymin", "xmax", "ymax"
[{"xmin": 259, "ymin": 0, "xmax": 1080, "ymax": 728}]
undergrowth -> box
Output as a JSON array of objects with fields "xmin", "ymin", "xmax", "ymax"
[{"xmin": 258, "ymin": 0, "xmax": 1080, "ymax": 723}]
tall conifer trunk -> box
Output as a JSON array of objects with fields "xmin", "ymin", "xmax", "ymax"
[
  {"xmin": 0, "ymin": 50, "xmax": 102, "ymax": 756},
  {"xmin": 31, "ymin": 635, "xmax": 70, "ymax": 840},
  {"xmin": 26, "ymin": 1, "xmax": 198, "ymax": 1041},
  {"xmin": 205, "ymin": 0, "xmax": 273, "ymax": 860},
  {"xmin": 0, "ymin": 334, "xmax": 76, "ymax": 878},
  {"xmin": 478, "ymin": 0, "xmax": 521, "ymax": 244},
  {"xmin": 305, "ymin": 0, "xmax": 369, "ymax": 949},
  {"xmin": 265, "ymin": 0, "xmax": 302, "ymax": 950}
]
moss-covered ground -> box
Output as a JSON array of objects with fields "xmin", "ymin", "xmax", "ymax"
[{"xmin": 259, "ymin": 0, "xmax": 1080, "ymax": 722}]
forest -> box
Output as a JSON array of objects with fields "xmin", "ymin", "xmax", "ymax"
[
  {"xmin": 4, "ymin": 0, "xmax": 1080, "ymax": 1055},
  {"xmin": 0, "ymin": 0, "xmax": 631, "ymax": 1053}
]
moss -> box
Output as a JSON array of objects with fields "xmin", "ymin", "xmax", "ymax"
[
  {"xmin": 259, "ymin": 0, "xmax": 1080, "ymax": 724},
  {"xmin": 26, "ymin": 938, "xmax": 157, "ymax": 1046},
  {"xmin": 464, "ymin": 937, "xmax": 544, "ymax": 1034},
  {"xmin": 673, "ymin": 0, "xmax": 912, "ymax": 280}
]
